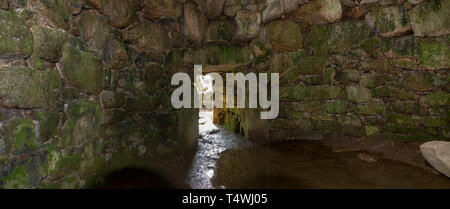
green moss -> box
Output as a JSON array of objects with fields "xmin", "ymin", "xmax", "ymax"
[
  {"xmin": 390, "ymin": 101, "xmax": 420, "ymax": 114},
  {"xmin": 324, "ymin": 100, "xmax": 352, "ymax": 114},
  {"xmin": 365, "ymin": 125, "xmax": 380, "ymax": 136},
  {"xmin": 416, "ymin": 37, "xmax": 450, "ymax": 70},
  {"xmin": 308, "ymin": 85, "xmax": 341, "ymax": 101},
  {"xmin": 3, "ymin": 165, "xmax": 30, "ymax": 189},
  {"xmin": 0, "ymin": 10, "xmax": 33, "ymax": 58},
  {"xmin": 419, "ymin": 92, "xmax": 450, "ymax": 107},
  {"xmin": 280, "ymin": 85, "xmax": 308, "ymax": 101},
  {"xmin": 355, "ymin": 102, "xmax": 386, "ymax": 116},
  {"xmin": 13, "ymin": 118, "xmax": 37, "ymax": 151}
]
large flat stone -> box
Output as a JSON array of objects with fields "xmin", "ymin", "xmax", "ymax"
[
  {"xmin": 420, "ymin": 141, "xmax": 450, "ymax": 177},
  {"xmin": 409, "ymin": 1, "xmax": 450, "ymax": 37}
]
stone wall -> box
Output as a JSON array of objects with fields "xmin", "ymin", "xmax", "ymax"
[{"xmin": 0, "ymin": 0, "xmax": 448, "ymax": 188}]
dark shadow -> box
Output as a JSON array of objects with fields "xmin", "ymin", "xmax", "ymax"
[{"xmin": 95, "ymin": 167, "xmax": 175, "ymax": 189}]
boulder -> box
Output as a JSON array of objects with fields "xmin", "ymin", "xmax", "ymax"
[
  {"xmin": 262, "ymin": 0, "xmax": 299, "ymax": 23},
  {"xmin": 102, "ymin": 0, "xmax": 135, "ymax": 29},
  {"xmin": 0, "ymin": 67, "xmax": 60, "ymax": 109},
  {"xmin": 235, "ymin": 9, "xmax": 260, "ymax": 39},
  {"xmin": 77, "ymin": 10, "xmax": 111, "ymax": 51},
  {"xmin": 60, "ymin": 45, "xmax": 105, "ymax": 95},
  {"xmin": 409, "ymin": 1, "xmax": 450, "ymax": 37},
  {"xmin": 420, "ymin": 141, "xmax": 450, "ymax": 178},
  {"xmin": 366, "ymin": 6, "xmax": 411, "ymax": 38},
  {"xmin": 31, "ymin": 26, "xmax": 67, "ymax": 62},
  {"xmin": 0, "ymin": 10, "xmax": 34, "ymax": 59},
  {"xmin": 122, "ymin": 20, "xmax": 171, "ymax": 53},
  {"xmin": 293, "ymin": 0, "xmax": 342, "ymax": 24},
  {"xmin": 195, "ymin": 0, "xmax": 226, "ymax": 19},
  {"xmin": 183, "ymin": 3, "xmax": 208, "ymax": 43},
  {"xmin": 143, "ymin": 0, "xmax": 182, "ymax": 19},
  {"xmin": 264, "ymin": 20, "xmax": 303, "ymax": 53}
]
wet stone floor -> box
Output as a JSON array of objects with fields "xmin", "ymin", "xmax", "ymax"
[{"xmin": 187, "ymin": 111, "xmax": 450, "ymax": 189}]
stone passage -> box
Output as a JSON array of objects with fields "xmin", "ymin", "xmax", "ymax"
[{"xmin": 0, "ymin": 0, "xmax": 448, "ymax": 188}]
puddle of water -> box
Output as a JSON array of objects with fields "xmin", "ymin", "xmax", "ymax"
[{"xmin": 188, "ymin": 111, "xmax": 450, "ymax": 189}]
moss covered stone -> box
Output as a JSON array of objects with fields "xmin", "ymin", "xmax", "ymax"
[
  {"xmin": 101, "ymin": 37, "xmax": 130, "ymax": 70},
  {"xmin": 308, "ymin": 85, "xmax": 341, "ymax": 101},
  {"xmin": 0, "ymin": 10, "xmax": 33, "ymax": 58},
  {"xmin": 78, "ymin": 10, "xmax": 111, "ymax": 51},
  {"xmin": 31, "ymin": 26, "xmax": 67, "ymax": 62},
  {"xmin": 60, "ymin": 45, "xmax": 105, "ymax": 95},
  {"xmin": 325, "ymin": 100, "xmax": 352, "ymax": 114},
  {"xmin": 365, "ymin": 125, "xmax": 380, "ymax": 136},
  {"xmin": 28, "ymin": 0, "xmax": 72, "ymax": 30},
  {"xmin": 416, "ymin": 37, "xmax": 450, "ymax": 70},
  {"xmin": 390, "ymin": 101, "xmax": 420, "ymax": 114},
  {"xmin": 360, "ymin": 74, "xmax": 393, "ymax": 89},
  {"xmin": 403, "ymin": 71, "xmax": 441, "ymax": 91},
  {"xmin": 192, "ymin": 46, "xmax": 253, "ymax": 66},
  {"xmin": 0, "ymin": 67, "xmax": 60, "ymax": 108},
  {"xmin": 102, "ymin": 0, "xmax": 135, "ymax": 29},
  {"xmin": 61, "ymin": 101, "xmax": 101, "ymax": 147},
  {"xmin": 367, "ymin": 6, "xmax": 411, "ymax": 38},
  {"xmin": 373, "ymin": 85, "xmax": 416, "ymax": 100},
  {"xmin": 346, "ymin": 86, "xmax": 372, "ymax": 103},
  {"xmin": 308, "ymin": 21, "xmax": 370, "ymax": 56},
  {"xmin": 355, "ymin": 102, "xmax": 386, "ymax": 116},
  {"xmin": 280, "ymin": 85, "xmax": 308, "ymax": 101},
  {"xmin": 422, "ymin": 116, "xmax": 447, "ymax": 128},
  {"xmin": 205, "ymin": 20, "xmax": 237, "ymax": 44},
  {"xmin": 419, "ymin": 92, "xmax": 450, "ymax": 107},
  {"xmin": 265, "ymin": 20, "xmax": 303, "ymax": 53},
  {"xmin": 408, "ymin": 0, "xmax": 450, "ymax": 37}
]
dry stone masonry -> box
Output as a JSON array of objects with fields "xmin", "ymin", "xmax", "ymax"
[{"xmin": 0, "ymin": 0, "xmax": 448, "ymax": 188}]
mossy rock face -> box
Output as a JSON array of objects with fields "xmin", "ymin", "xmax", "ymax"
[
  {"xmin": 308, "ymin": 85, "xmax": 341, "ymax": 101},
  {"xmin": 60, "ymin": 45, "xmax": 105, "ymax": 95},
  {"xmin": 0, "ymin": 10, "xmax": 33, "ymax": 59},
  {"xmin": 265, "ymin": 20, "xmax": 303, "ymax": 53},
  {"xmin": 365, "ymin": 125, "xmax": 380, "ymax": 136},
  {"xmin": 409, "ymin": 0, "xmax": 450, "ymax": 37},
  {"xmin": 142, "ymin": 0, "xmax": 182, "ymax": 19},
  {"xmin": 373, "ymin": 85, "xmax": 416, "ymax": 100},
  {"xmin": 297, "ymin": 57, "xmax": 328, "ymax": 76},
  {"xmin": 0, "ymin": 67, "xmax": 61, "ymax": 109},
  {"xmin": 422, "ymin": 116, "xmax": 447, "ymax": 128},
  {"xmin": 2, "ymin": 118, "xmax": 37, "ymax": 154},
  {"xmin": 308, "ymin": 21, "xmax": 370, "ymax": 56},
  {"xmin": 324, "ymin": 100, "xmax": 352, "ymax": 114},
  {"xmin": 367, "ymin": 5, "xmax": 411, "ymax": 38},
  {"xmin": 390, "ymin": 101, "xmax": 420, "ymax": 114},
  {"xmin": 346, "ymin": 86, "xmax": 372, "ymax": 103},
  {"xmin": 250, "ymin": 39, "xmax": 272, "ymax": 65},
  {"xmin": 382, "ymin": 35, "xmax": 416, "ymax": 58},
  {"xmin": 360, "ymin": 74, "xmax": 393, "ymax": 89},
  {"xmin": 205, "ymin": 20, "xmax": 237, "ymax": 44},
  {"xmin": 102, "ymin": 0, "xmax": 135, "ymax": 29},
  {"xmin": 336, "ymin": 70, "xmax": 360, "ymax": 83},
  {"xmin": 28, "ymin": 0, "xmax": 72, "ymax": 30},
  {"xmin": 280, "ymin": 85, "xmax": 308, "ymax": 101},
  {"xmin": 419, "ymin": 92, "xmax": 450, "ymax": 107},
  {"xmin": 416, "ymin": 37, "xmax": 450, "ymax": 70},
  {"xmin": 31, "ymin": 26, "xmax": 68, "ymax": 62},
  {"xmin": 61, "ymin": 101, "xmax": 101, "ymax": 147},
  {"xmin": 101, "ymin": 37, "xmax": 130, "ymax": 70},
  {"xmin": 355, "ymin": 102, "xmax": 386, "ymax": 116},
  {"xmin": 78, "ymin": 10, "xmax": 111, "ymax": 51},
  {"xmin": 287, "ymin": 101, "xmax": 323, "ymax": 113},
  {"xmin": 403, "ymin": 71, "xmax": 441, "ymax": 91},
  {"xmin": 192, "ymin": 46, "xmax": 253, "ymax": 66},
  {"xmin": 122, "ymin": 20, "xmax": 171, "ymax": 53}
]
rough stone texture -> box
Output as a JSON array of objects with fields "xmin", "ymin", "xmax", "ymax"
[
  {"xmin": 293, "ymin": 0, "xmax": 342, "ymax": 24},
  {"xmin": 264, "ymin": 20, "xmax": 303, "ymax": 52},
  {"xmin": 308, "ymin": 21, "xmax": 370, "ymax": 56},
  {"xmin": 0, "ymin": 67, "xmax": 60, "ymax": 109},
  {"xmin": 0, "ymin": 0, "xmax": 449, "ymax": 188},
  {"xmin": 195, "ymin": 0, "xmax": 226, "ymax": 19},
  {"xmin": 60, "ymin": 45, "xmax": 105, "ymax": 95},
  {"xmin": 31, "ymin": 26, "xmax": 67, "ymax": 62},
  {"xmin": 183, "ymin": 3, "xmax": 207, "ymax": 43},
  {"xmin": 366, "ymin": 6, "xmax": 412, "ymax": 38},
  {"xmin": 0, "ymin": 10, "xmax": 34, "ymax": 59},
  {"xmin": 420, "ymin": 141, "xmax": 450, "ymax": 177},
  {"xmin": 235, "ymin": 9, "xmax": 260, "ymax": 39},
  {"xmin": 102, "ymin": 0, "xmax": 135, "ymax": 29},
  {"xmin": 28, "ymin": 0, "xmax": 72, "ymax": 30},
  {"xmin": 77, "ymin": 10, "xmax": 111, "ymax": 51},
  {"xmin": 409, "ymin": 1, "xmax": 450, "ymax": 37},
  {"xmin": 123, "ymin": 20, "xmax": 171, "ymax": 53},
  {"xmin": 143, "ymin": 0, "xmax": 182, "ymax": 19}
]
